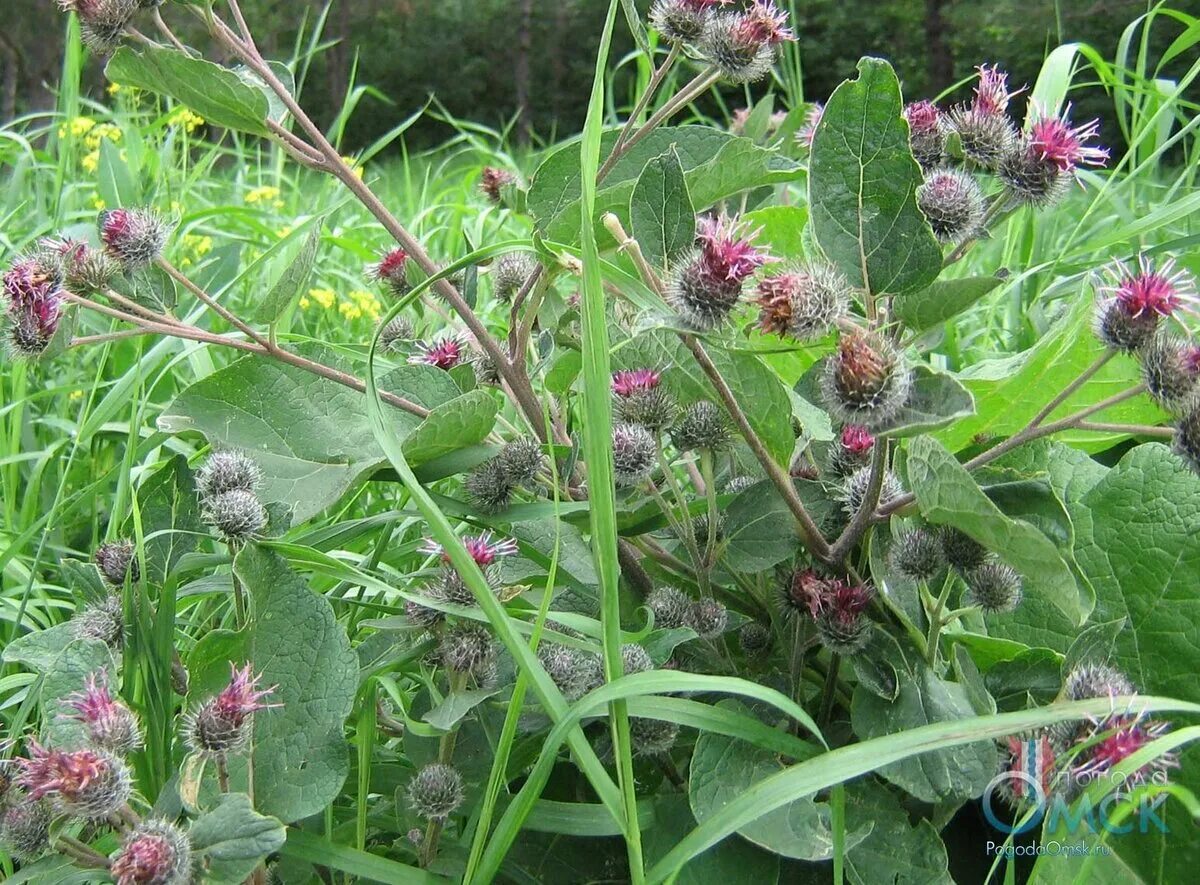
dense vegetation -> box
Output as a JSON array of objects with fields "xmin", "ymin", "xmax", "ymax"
[{"xmin": 1, "ymin": 1, "xmax": 1199, "ymax": 884}]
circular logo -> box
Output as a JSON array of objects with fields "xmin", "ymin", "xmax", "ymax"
[{"xmin": 982, "ymin": 770, "xmax": 1047, "ymax": 835}]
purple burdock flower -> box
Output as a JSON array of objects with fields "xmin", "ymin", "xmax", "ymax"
[
  {"xmin": 480, "ymin": 167, "xmax": 516, "ymax": 204},
  {"xmin": 1000, "ymin": 104, "xmax": 1108, "ymax": 207},
  {"xmin": 797, "ymin": 102, "xmax": 824, "ymax": 147},
  {"xmin": 183, "ymin": 663, "xmax": 278, "ymax": 759},
  {"xmin": 15, "ymin": 740, "xmax": 131, "ymax": 818},
  {"xmin": 948, "ymin": 65, "xmax": 1021, "ymax": 170},
  {"xmin": 409, "ymin": 335, "xmax": 466, "ymax": 370},
  {"xmin": 57, "ymin": 0, "xmax": 138, "ymax": 54},
  {"xmin": 973, "ymin": 64, "xmax": 1021, "ymax": 117},
  {"xmin": 419, "ymin": 531, "xmax": 519, "ymax": 568},
  {"xmin": 754, "ymin": 263, "xmax": 849, "ymax": 341},
  {"xmin": 369, "ymin": 247, "xmax": 410, "ymax": 296},
  {"xmin": 700, "ymin": 0, "xmax": 794, "ymax": 84},
  {"xmin": 612, "ymin": 368, "xmax": 662, "ymax": 397},
  {"xmin": 904, "ymin": 100, "xmax": 948, "ymax": 169},
  {"xmin": 667, "ymin": 215, "xmax": 770, "ymax": 329},
  {"xmin": 1027, "ymin": 106, "xmax": 1109, "ymax": 172},
  {"xmin": 811, "ymin": 578, "xmax": 875, "ymax": 654},
  {"xmin": 3, "ymin": 258, "xmax": 66, "ymax": 358},
  {"xmin": 650, "ymin": 0, "xmax": 729, "ymax": 44},
  {"xmin": 1095, "ymin": 255, "xmax": 1198, "ymax": 352},
  {"xmin": 613, "ymin": 368, "xmax": 677, "ymax": 431},
  {"xmin": 110, "ymin": 820, "xmax": 193, "ymax": 885},
  {"xmin": 66, "ymin": 671, "xmax": 143, "ymax": 754},
  {"xmin": 1072, "ymin": 709, "xmax": 1177, "ymax": 790}
]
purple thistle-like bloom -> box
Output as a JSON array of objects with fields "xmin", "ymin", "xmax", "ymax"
[
  {"xmin": 480, "ymin": 167, "xmax": 516, "ymax": 204},
  {"xmin": 3, "ymin": 258, "xmax": 66, "ymax": 356},
  {"xmin": 973, "ymin": 64, "xmax": 1021, "ymax": 117},
  {"xmin": 612, "ymin": 368, "xmax": 662, "ymax": 397},
  {"xmin": 695, "ymin": 215, "xmax": 771, "ymax": 284},
  {"xmin": 1072, "ymin": 709, "xmax": 1177, "ymax": 787},
  {"xmin": 904, "ymin": 100, "xmax": 942, "ymax": 135},
  {"xmin": 840, "ymin": 424, "xmax": 875, "ymax": 455},
  {"xmin": 419, "ymin": 531, "xmax": 519, "ymax": 567},
  {"xmin": 1102, "ymin": 255, "xmax": 1197, "ymax": 321},
  {"xmin": 213, "ymin": 663, "xmax": 279, "ymax": 727},
  {"xmin": 798, "ymin": 102, "xmax": 824, "ymax": 147},
  {"xmin": 409, "ymin": 335, "xmax": 466, "ymax": 369},
  {"xmin": 733, "ymin": 0, "xmax": 796, "ymax": 46},
  {"xmin": 66, "ymin": 671, "xmax": 142, "ymax": 753},
  {"xmin": 1027, "ymin": 104, "xmax": 1109, "ymax": 173},
  {"xmin": 369, "ymin": 247, "xmax": 410, "ymax": 293}
]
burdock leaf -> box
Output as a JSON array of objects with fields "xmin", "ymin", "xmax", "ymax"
[
  {"xmin": 106, "ymin": 46, "xmax": 270, "ymax": 135},
  {"xmin": 189, "ymin": 794, "xmax": 287, "ymax": 885},
  {"xmin": 808, "ymin": 58, "xmax": 942, "ymax": 296},
  {"xmin": 630, "ymin": 146, "xmax": 696, "ymax": 270},
  {"xmin": 126, "ymin": 454, "xmax": 203, "ymax": 585}
]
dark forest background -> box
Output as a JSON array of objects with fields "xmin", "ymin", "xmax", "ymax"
[{"xmin": 2, "ymin": 1, "xmax": 1196, "ymax": 147}]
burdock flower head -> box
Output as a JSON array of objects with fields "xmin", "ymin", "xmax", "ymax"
[
  {"xmin": 948, "ymin": 65, "xmax": 1020, "ymax": 170},
  {"xmin": 196, "ymin": 450, "xmax": 262, "ymax": 501},
  {"xmin": 904, "ymin": 100, "xmax": 948, "ymax": 170},
  {"xmin": 1140, "ymin": 336, "xmax": 1200, "ymax": 413},
  {"xmin": 184, "ymin": 663, "xmax": 278, "ymax": 759},
  {"xmin": 917, "ymin": 168, "xmax": 985, "ymax": 245},
  {"xmin": 701, "ymin": 0, "xmax": 794, "ymax": 84},
  {"xmin": 66, "ymin": 671, "xmax": 143, "ymax": 754},
  {"xmin": 420, "ymin": 531, "xmax": 519, "ymax": 570},
  {"xmin": 821, "ymin": 329, "xmax": 912, "ymax": 428},
  {"xmin": 1094, "ymin": 256, "xmax": 1197, "ymax": 353},
  {"xmin": 650, "ymin": 0, "xmax": 726, "ymax": 44},
  {"xmin": 0, "ymin": 794, "xmax": 52, "ymax": 862},
  {"xmin": 3, "ymin": 257, "xmax": 66, "ymax": 359},
  {"xmin": 671, "ymin": 400, "xmax": 731, "ymax": 453},
  {"xmin": 480, "ymin": 166, "xmax": 517, "ymax": 204},
  {"xmin": 1000, "ymin": 104, "xmax": 1108, "ymax": 207},
  {"xmin": 754, "ymin": 263, "xmax": 850, "ymax": 341},
  {"xmin": 58, "ymin": 0, "xmax": 139, "ymax": 54},
  {"xmin": 202, "ymin": 489, "xmax": 267, "ymax": 542},
  {"xmin": 99, "ymin": 208, "xmax": 170, "ymax": 268},
  {"xmin": 613, "ymin": 368, "xmax": 678, "ymax": 431},
  {"xmin": 805, "ymin": 578, "xmax": 875, "ymax": 654},
  {"xmin": 406, "ymin": 763, "xmax": 464, "ymax": 822},
  {"xmin": 492, "ymin": 252, "xmax": 539, "ymax": 302},
  {"xmin": 369, "ymin": 247, "xmax": 410, "ymax": 297},
  {"xmin": 73, "ymin": 594, "xmax": 124, "ymax": 647},
  {"xmin": 612, "ymin": 422, "xmax": 658, "ymax": 487},
  {"xmin": 797, "ymin": 102, "xmax": 824, "ymax": 147},
  {"xmin": 964, "ymin": 559, "xmax": 1023, "ymax": 613},
  {"xmin": 889, "ymin": 527, "xmax": 946, "ymax": 582},
  {"xmin": 1070, "ymin": 709, "xmax": 1177, "ymax": 794},
  {"xmin": 667, "ymin": 214, "xmax": 770, "ymax": 328},
  {"xmin": 827, "ymin": 424, "xmax": 875, "ymax": 478},
  {"xmin": 16, "ymin": 741, "xmax": 132, "ymax": 819},
  {"xmin": 110, "ymin": 819, "xmax": 194, "ymax": 885},
  {"xmin": 95, "ymin": 539, "xmax": 139, "ymax": 587},
  {"xmin": 409, "ymin": 334, "xmax": 466, "ymax": 370}
]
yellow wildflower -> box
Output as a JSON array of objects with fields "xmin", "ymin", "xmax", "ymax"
[
  {"xmin": 84, "ymin": 123, "xmax": 122, "ymax": 152},
  {"xmin": 179, "ymin": 233, "xmax": 214, "ymax": 268},
  {"xmin": 342, "ymin": 156, "xmax": 365, "ymax": 179},
  {"xmin": 168, "ymin": 107, "xmax": 206, "ymax": 134},
  {"xmin": 299, "ymin": 296, "xmax": 311, "ymax": 309},
  {"xmin": 348, "ymin": 290, "xmax": 383, "ymax": 321},
  {"xmin": 59, "ymin": 116, "xmax": 96, "ymax": 140},
  {"xmin": 306, "ymin": 288, "xmax": 336, "ymax": 310},
  {"xmin": 106, "ymin": 83, "xmax": 122, "ymax": 97},
  {"xmin": 276, "ymin": 225, "xmax": 293, "ymax": 239},
  {"xmin": 81, "ymin": 150, "xmax": 100, "ymax": 174},
  {"xmin": 92, "ymin": 197, "xmax": 106, "ymax": 211},
  {"xmin": 245, "ymin": 185, "xmax": 282, "ymax": 206},
  {"xmin": 68, "ymin": 389, "xmax": 84, "ymax": 402},
  {"xmin": 338, "ymin": 301, "xmax": 363, "ymax": 320}
]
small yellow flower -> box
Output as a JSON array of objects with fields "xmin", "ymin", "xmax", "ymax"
[
  {"xmin": 307, "ymin": 288, "xmax": 336, "ymax": 310},
  {"xmin": 341, "ymin": 156, "xmax": 365, "ymax": 179},
  {"xmin": 338, "ymin": 301, "xmax": 363, "ymax": 320},
  {"xmin": 106, "ymin": 83, "xmax": 122, "ymax": 96},
  {"xmin": 276, "ymin": 225, "xmax": 293, "ymax": 239},
  {"xmin": 245, "ymin": 185, "xmax": 282, "ymax": 205},
  {"xmin": 168, "ymin": 107, "xmax": 206, "ymax": 134},
  {"xmin": 59, "ymin": 116, "xmax": 96, "ymax": 140},
  {"xmin": 178, "ymin": 233, "xmax": 213, "ymax": 268},
  {"xmin": 68, "ymin": 389, "xmax": 84, "ymax": 402},
  {"xmin": 81, "ymin": 150, "xmax": 100, "ymax": 174},
  {"xmin": 299, "ymin": 296, "xmax": 311, "ymax": 309},
  {"xmin": 348, "ymin": 289, "xmax": 383, "ymax": 321},
  {"xmin": 84, "ymin": 123, "xmax": 122, "ymax": 152},
  {"xmin": 92, "ymin": 197, "xmax": 106, "ymax": 211}
]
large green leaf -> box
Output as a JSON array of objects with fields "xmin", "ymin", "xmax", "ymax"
[
  {"xmin": 936, "ymin": 296, "xmax": 1165, "ymax": 453},
  {"xmin": 808, "ymin": 58, "xmax": 942, "ymax": 296},
  {"xmin": 403, "ymin": 389, "xmax": 499, "ymax": 463},
  {"xmin": 741, "ymin": 205, "xmax": 808, "ymax": 263},
  {"xmin": 158, "ymin": 356, "xmax": 488, "ymax": 522},
  {"xmin": 834, "ymin": 779, "xmax": 954, "ymax": 885},
  {"xmin": 187, "ymin": 546, "xmax": 357, "ymax": 823},
  {"xmin": 252, "ymin": 219, "xmax": 323, "ymax": 324},
  {"xmin": 128, "ymin": 454, "xmax": 203, "ymax": 586},
  {"xmin": 1070, "ymin": 444, "xmax": 1200, "ymax": 880},
  {"xmin": 630, "ymin": 146, "xmax": 696, "ymax": 270},
  {"xmin": 905, "ymin": 436, "xmax": 1085, "ymax": 625},
  {"xmin": 189, "ymin": 794, "xmax": 287, "ymax": 885},
  {"xmin": 850, "ymin": 659, "xmax": 996, "ymax": 803},
  {"xmin": 106, "ymin": 46, "xmax": 270, "ymax": 135},
  {"xmin": 893, "ymin": 275, "xmax": 1006, "ymax": 331},
  {"xmin": 645, "ymin": 795, "xmax": 780, "ymax": 884},
  {"xmin": 689, "ymin": 702, "xmax": 867, "ymax": 861},
  {"xmin": 528, "ymin": 126, "xmax": 802, "ymax": 245}
]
